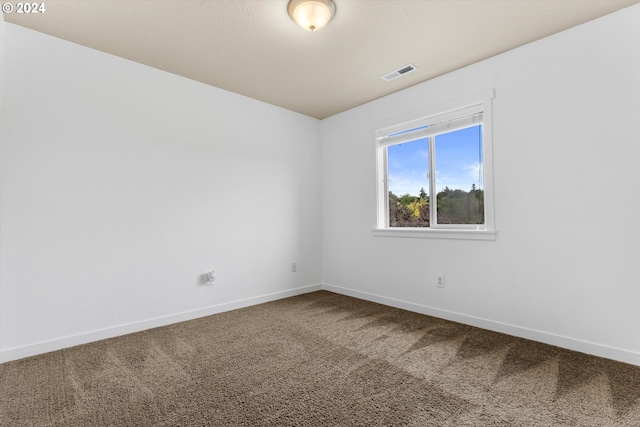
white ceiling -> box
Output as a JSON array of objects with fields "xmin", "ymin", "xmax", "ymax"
[{"xmin": 5, "ymin": 0, "xmax": 639, "ymax": 119}]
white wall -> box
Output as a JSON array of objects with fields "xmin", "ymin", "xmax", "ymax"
[
  {"xmin": 321, "ymin": 5, "xmax": 640, "ymax": 365},
  {"xmin": 0, "ymin": 23, "xmax": 322, "ymax": 361}
]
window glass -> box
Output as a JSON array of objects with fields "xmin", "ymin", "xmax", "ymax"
[
  {"xmin": 387, "ymin": 138, "xmax": 430, "ymax": 227},
  {"xmin": 434, "ymin": 125, "xmax": 483, "ymax": 225}
]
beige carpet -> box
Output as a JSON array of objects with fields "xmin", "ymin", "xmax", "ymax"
[{"xmin": 1, "ymin": 291, "xmax": 639, "ymax": 426}]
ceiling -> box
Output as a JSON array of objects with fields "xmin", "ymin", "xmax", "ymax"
[{"xmin": 5, "ymin": 0, "xmax": 639, "ymax": 119}]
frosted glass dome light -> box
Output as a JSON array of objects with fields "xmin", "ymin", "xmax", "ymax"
[{"xmin": 288, "ymin": 0, "xmax": 336, "ymax": 32}]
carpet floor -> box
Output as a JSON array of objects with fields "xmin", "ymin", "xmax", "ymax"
[{"xmin": 1, "ymin": 290, "xmax": 639, "ymax": 426}]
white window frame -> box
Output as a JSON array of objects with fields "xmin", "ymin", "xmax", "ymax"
[{"xmin": 373, "ymin": 89, "xmax": 496, "ymax": 240}]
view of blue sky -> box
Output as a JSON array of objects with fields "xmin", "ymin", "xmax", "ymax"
[{"xmin": 387, "ymin": 125, "xmax": 483, "ymax": 197}]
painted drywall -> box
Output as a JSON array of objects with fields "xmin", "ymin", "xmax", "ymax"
[
  {"xmin": 321, "ymin": 4, "xmax": 640, "ymax": 364},
  {"xmin": 0, "ymin": 23, "xmax": 322, "ymax": 361}
]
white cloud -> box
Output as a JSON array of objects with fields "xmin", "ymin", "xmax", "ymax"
[
  {"xmin": 388, "ymin": 171, "xmax": 428, "ymax": 196},
  {"xmin": 464, "ymin": 162, "xmax": 483, "ymax": 182}
]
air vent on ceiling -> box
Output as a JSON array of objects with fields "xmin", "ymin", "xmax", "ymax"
[{"xmin": 380, "ymin": 64, "xmax": 418, "ymax": 82}]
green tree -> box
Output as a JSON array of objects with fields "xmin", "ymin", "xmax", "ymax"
[
  {"xmin": 399, "ymin": 193, "xmax": 418, "ymax": 206},
  {"xmin": 436, "ymin": 185, "xmax": 484, "ymax": 224},
  {"xmin": 388, "ymin": 191, "xmax": 430, "ymax": 227}
]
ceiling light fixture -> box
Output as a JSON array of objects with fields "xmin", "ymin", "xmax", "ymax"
[{"xmin": 288, "ymin": 0, "xmax": 336, "ymax": 32}]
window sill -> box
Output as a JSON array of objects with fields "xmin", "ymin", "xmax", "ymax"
[{"xmin": 372, "ymin": 228, "xmax": 497, "ymax": 241}]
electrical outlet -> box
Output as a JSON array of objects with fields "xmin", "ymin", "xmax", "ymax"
[
  {"xmin": 436, "ymin": 274, "xmax": 445, "ymax": 288},
  {"xmin": 291, "ymin": 263, "xmax": 297, "ymax": 273},
  {"xmin": 205, "ymin": 270, "xmax": 215, "ymax": 285}
]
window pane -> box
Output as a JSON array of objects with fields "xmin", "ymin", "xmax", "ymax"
[
  {"xmin": 434, "ymin": 125, "xmax": 484, "ymax": 225},
  {"xmin": 387, "ymin": 138, "xmax": 430, "ymax": 227}
]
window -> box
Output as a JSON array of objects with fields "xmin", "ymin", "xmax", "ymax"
[{"xmin": 374, "ymin": 90, "xmax": 495, "ymax": 240}]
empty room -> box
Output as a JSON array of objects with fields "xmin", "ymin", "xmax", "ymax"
[{"xmin": 1, "ymin": 0, "xmax": 640, "ymax": 425}]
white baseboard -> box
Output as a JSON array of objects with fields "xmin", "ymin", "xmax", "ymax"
[
  {"xmin": 321, "ymin": 283, "xmax": 640, "ymax": 367},
  {"xmin": 0, "ymin": 284, "xmax": 322, "ymax": 363},
  {"xmin": 5, "ymin": 283, "xmax": 638, "ymax": 367}
]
